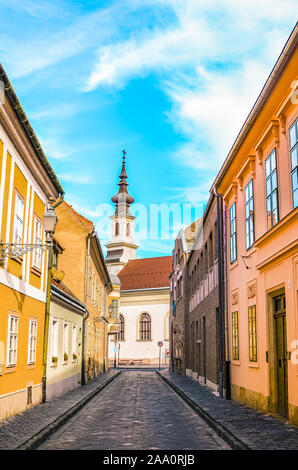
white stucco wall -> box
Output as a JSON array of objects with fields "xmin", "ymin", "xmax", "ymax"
[{"xmin": 108, "ymin": 288, "xmax": 170, "ymax": 365}]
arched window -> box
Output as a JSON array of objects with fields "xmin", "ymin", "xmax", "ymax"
[
  {"xmin": 116, "ymin": 314, "xmax": 125, "ymax": 341},
  {"xmin": 126, "ymin": 223, "xmax": 130, "ymax": 236},
  {"xmin": 139, "ymin": 313, "xmax": 151, "ymax": 341},
  {"xmin": 115, "ymin": 222, "xmax": 119, "ymax": 236}
]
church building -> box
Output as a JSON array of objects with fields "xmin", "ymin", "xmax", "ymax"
[{"xmin": 106, "ymin": 152, "xmax": 171, "ymax": 366}]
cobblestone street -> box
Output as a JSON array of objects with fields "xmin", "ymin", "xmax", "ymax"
[{"xmin": 37, "ymin": 371, "xmax": 230, "ymax": 450}]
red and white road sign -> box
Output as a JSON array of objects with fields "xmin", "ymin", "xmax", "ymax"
[{"xmin": 158, "ymin": 341, "xmax": 163, "ymax": 347}]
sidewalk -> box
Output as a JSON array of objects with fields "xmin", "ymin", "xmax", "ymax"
[
  {"xmin": 0, "ymin": 369, "xmax": 120, "ymax": 450},
  {"xmin": 158, "ymin": 370, "xmax": 298, "ymax": 450}
]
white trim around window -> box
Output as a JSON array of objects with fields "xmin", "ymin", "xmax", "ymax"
[
  {"xmin": 28, "ymin": 319, "xmax": 37, "ymax": 364},
  {"xmin": 13, "ymin": 193, "xmax": 24, "ymax": 245},
  {"xmin": 7, "ymin": 314, "xmax": 19, "ymax": 367},
  {"xmin": 32, "ymin": 216, "xmax": 43, "ymax": 270}
]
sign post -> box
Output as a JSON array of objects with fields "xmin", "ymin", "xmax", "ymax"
[
  {"xmin": 158, "ymin": 341, "xmax": 163, "ymax": 370},
  {"xmin": 118, "ymin": 342, "xmax": 120, "ymax": 367},
  {"xmin": 114, "ymin": 342, "xmax": 118, "ymax": 368}
]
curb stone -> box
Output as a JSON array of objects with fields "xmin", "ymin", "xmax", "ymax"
[
  {"xmin": 156, "ymin": 371, "xmax": 248, "ymax": 450},
  {"xmin": 17, "ymin": 371, "xmax": 121, "ymax": 450}
]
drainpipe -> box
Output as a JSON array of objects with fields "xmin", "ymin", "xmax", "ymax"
[
  {"xmin": 42, "ymin": 192, "xmax": 64, "ymax": 403},
  {"xmin": 214, "ymin": 189, "xmax": 225, "ymax": 398},
  {"xmin": 81, "ymin": 234, "xmax": 91, "ymax": 385},
  {"xmin": 223, "ymin": 198, "xmax": 231, "ymax": 399}
]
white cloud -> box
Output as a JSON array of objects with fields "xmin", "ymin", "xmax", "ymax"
[
  {"xmin": 84, "ymin": 0, "xmax": 296, "ymax": 183},
  {"xmin": 58, "ymin": 173, "xmax": 95, "ymax": 184}
]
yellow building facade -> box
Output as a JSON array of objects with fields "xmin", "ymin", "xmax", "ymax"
[{"xmin": 0, "ymin": 65, "xmax": 64, "ymax": 420}]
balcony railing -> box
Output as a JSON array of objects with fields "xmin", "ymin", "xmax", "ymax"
[{"xmin": 189, "ymin": 259, "xmax": 219, "ymax": 312}]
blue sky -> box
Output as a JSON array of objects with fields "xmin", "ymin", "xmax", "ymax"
[{"xmin": 0, "ymin": 0, "xmax": 296, "ymax": 257}]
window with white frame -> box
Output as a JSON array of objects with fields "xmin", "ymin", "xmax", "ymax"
[
  {"xmin": 13, "ymin": 194, "xmax": 24, "ymax": 244},
  {"xmin": 265, "ymin": 148, "xmax": 279, "ymax": 229},
  {"xmin": 7, "ymin": 315, "xmax": 19, "ymax": 366},
  {"xmin": 229, "ymin": 202, "xmax": 237, "ymax": 263},
  {"xmin": 245, "ymin": 179, "xmax": 254, "ymax": 249},
  {"xmin": 289, "ymin": 118, "xmax": 298, "ymax": 208},
  {"xmin": 51, "ymin": 318, "xmax": 59, "ymax": 361},
  {"xmin": 28, "ymin": 320, "xmax": 37, "ymax": 364},
  {"xmin": 32, "ymin": 217, "xmax": 43, "ymax": 269},
  {"xmin": 72, "ymin": 324, "xmax": 77, "ymax": 359},
  {"xmin": 63, "ymin": 321, "xmax": 69, "ymax": 361}
]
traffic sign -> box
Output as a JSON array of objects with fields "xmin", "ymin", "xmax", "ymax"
[
  {"xmin": 114, "ymin": 347, "xmax": 118, "ymax": 353},
  {"xmin": 158, "ymin": 341, "xmax": 163, "ymax": 347}
]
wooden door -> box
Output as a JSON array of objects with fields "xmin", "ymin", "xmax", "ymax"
[{"xmin": 274, "ymin": 294, "xmax": 288, "ymax": 418}]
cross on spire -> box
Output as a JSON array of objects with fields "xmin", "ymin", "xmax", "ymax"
[{"xmin": 122, "ymin": 149, "xmax": 127, "ymax": 162}]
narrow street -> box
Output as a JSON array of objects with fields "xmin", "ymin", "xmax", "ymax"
[{"xmin": 37, "ymin": 371, "xmax": 230, "ymax": 450}]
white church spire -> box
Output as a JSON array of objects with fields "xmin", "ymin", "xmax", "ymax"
[{"xmin": 105, "ymin": 150, "xmax": 138, "ymax": 275}]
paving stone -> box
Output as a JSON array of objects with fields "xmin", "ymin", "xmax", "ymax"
[
  {"xmin": 0, "ymin": 369, "xmax": 118, "ymax": 450},
  {"xmin": 38, "ymin": 371, "xmax": 230, "ymax": 450},
  {"xmin": 159, "ymin": 370, "xmax": 298, "ymax": 450}
]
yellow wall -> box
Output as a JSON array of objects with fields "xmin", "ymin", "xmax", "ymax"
[{"xmin": 0, "ymin": 283, "xmax": 45, "ymax": 419}]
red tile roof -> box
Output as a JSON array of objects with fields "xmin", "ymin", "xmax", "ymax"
[{"xmin": 118, "ymin": 256, "xmax": 172, "ymax": 290}]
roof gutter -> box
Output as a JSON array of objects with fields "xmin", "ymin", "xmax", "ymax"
[{"xmin": 0, "ymin": 63, "xmax": 64, "ymax": 197}]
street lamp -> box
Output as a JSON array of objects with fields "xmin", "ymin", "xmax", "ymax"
[
  {"xmin": 42, "ymin": 199, "xmax": 58, "ymax": 403},
  {"xmin": 43, "ymin": 203, "xmax": 58, "ymax": 238}
]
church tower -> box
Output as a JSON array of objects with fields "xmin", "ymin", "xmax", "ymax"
[{"xmin": 105, "ymin": 150, "xmax": 138, "ymax": 275}]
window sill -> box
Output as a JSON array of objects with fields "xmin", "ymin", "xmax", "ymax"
[
  {"xmin": 229, "ymin": 260, "xmax": 239, "ymax": 271},
  {"xmin": 231, "ymin": 361, "xmax": 240, "ymax": 366},
  {"xmin": 26, "ymin": 363, "xmax": 36, "ymax": 369},
  {"xmin": 248, "ymin": 362, "xmax": 259, "ymax": 368},
  {"xmin": 5, "ymin": 365, "xmax": 16, "ymax": 373},
  {"xmin": 136, "ymin": 339, "xmax": 152, "ymax": 342}
]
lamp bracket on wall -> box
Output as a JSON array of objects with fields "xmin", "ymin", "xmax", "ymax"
[
  {"xmin": 0, "ymin": 242, "xmax": 50, "ymax": 263},
  {"xmin": 241, "ymin": 254, "xmax": 252, "ymax": 270}
]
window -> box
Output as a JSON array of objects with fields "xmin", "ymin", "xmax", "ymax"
[
  {"xmin": 126, "ymin": 223, "xmax": 130, "ymax": 236},
  {"xmin": 63, "ymin": 322, "xmax": 69, "ymax": 361},
  {"xmin": 289, "ymin": 118, "xmax": 298, "ymax": 208},
  {"xmin": 229, "ymin": 202, "xmax": 237, "ymax": 263},
  {"xmin": 245, "ymin": 179, "xmax": 254, "ymax": 249},
  {"xmin": 28, "ymin": 320, "xmax": 37, "ymax": 364},
  {"xmin": 115, "ymin": 222, "xmax": 119, "ymax": 236},
  {"xmin": 116, "ymin": 314, "xmax": 125, "ymax": 341},
  {"xmin": 13, "ymin": 194, "xmax": 24, "ymax": 244},
  {"xmin": 32, "ymin": 217, "xmax": 43, "ymax": 269},
  {"xmin": 232, "ymin": 311, "xmax": 239, "ymax": 361},
  {"xmin": 72, "ymin": 324, "xmax": 77, "ymax": 359},
  {"xmin": 248, "ymin": 305, "xmax": 257, "ymax": 362},
  {"xmin": 265, "ymin": 148, "xmax": 279, "ymax": 229},
  {"xmin": 51, "ymin": 318, "xmax": 58, "ymax": 361},
  {"xmin": 7, "ymin": 315, "xmax": 18, "ymax": 366},
  {"xmin": 139, "ymin": 313, "xmax": 151, "ymax": 341}
]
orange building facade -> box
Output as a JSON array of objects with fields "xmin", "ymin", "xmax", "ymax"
[
  {"xmin": 213, "ymin": 26, "xmax": 298, "ymax": 425},
  {"xmin": 53, "ymin": 201, "xmax": 113, "ymax": 383},
  {"xmin": 0, "ymin": 65, "xmax": 64, "ymax": 419}
]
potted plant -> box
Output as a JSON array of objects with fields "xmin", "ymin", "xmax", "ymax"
[
  {"xmin": 64, "ymin": 352, "xmax": 69, "ymax": 362},
  {"xmin": 73, "ymin": 353, "xmax": 78, "ymax": 361},
  {"xmin": 52, "ymin": 356, "xmax": 58, "ymax": 366}
]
